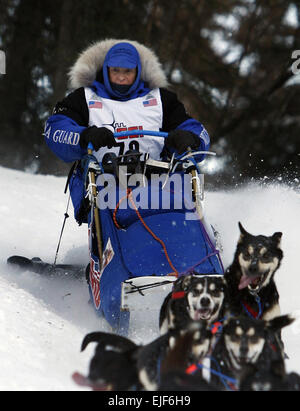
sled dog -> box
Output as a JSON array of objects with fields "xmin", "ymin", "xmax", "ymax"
[
  {"xmin": 159, "ymin": 274, "xmax": 227, "ymax": 334},
  {"xmin": 158, "ymin": 323, "xmax": 219, "ymax": 391},
  {"xmin": 225, "ymin": 222, "xmax": 283, "ymax": 321},
  {"xmin": 210, "ymin": 314, "xmax": 294, "ymax": 390},
  {"xmin": 73, "ymin": 332, "xmax": 141, "ymax": 391},
  {"xmin": 137, "ymin": 321, "xmax": 213, "ymax": 390}
]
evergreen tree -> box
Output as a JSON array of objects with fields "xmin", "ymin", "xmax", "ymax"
[{"xmin": 0, "ymin": 0, "xmax": 298, "ymax": 182}]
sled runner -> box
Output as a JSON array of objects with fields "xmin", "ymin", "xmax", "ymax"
[
  {"xmin": 81, "ymin": 130, "xmax": 224, "ymax": 335},
  {"xmin": 6, "ymin": 255, "xmax": 85, "ymax": 278}
]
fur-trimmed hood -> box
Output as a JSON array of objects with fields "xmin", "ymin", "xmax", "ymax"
[{"xmin": 68, "ymin": 39, "xmax": 168, "ymax": 90}]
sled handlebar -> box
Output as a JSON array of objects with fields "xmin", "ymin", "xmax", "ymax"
[
  {"xmin": 87, "ymin": 129, "xmax": 216, "ymax": 174},
  {"xmin": 88, "ymin": 152, "xmax": 216, "ymax": 175},
  {"xmin": 113, "ymin": 130, "xmax": 168, "ymax": 138}
]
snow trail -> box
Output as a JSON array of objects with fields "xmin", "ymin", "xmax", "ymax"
[{"xmin": 0, "ymin": 166, "xmax": 299, "ymax": 390}]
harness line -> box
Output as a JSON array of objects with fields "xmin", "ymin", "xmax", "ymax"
[
  {"xmin": 241, "ymin": 294, "xmax": 263, "ymax": 319},
  {"xmin": 185, "ymin": 359, "xmax": 238, "ymax": 391},
  {"xmin": 124, "ymin": 279, "xmax": 175, "ymax": 295}
]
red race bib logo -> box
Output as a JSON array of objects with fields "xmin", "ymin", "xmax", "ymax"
[{"xmin": 116, "ymin": 125, "xmax": 144, "ymax": 139}]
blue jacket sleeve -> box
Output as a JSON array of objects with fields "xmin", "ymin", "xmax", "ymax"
[
  {"xmin": 176, "ymin": 118, "xmax": 210, "ymax": 152},
  {"xmin": 44, "ymin": 114, "xmax": 86, "ymax": 162},
  {"xmin": 44, "ymin": 87, "xmax": 89, "ymax": 163}
]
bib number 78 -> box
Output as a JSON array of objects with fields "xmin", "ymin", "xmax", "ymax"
[{"xmin": 114, "ymin": 140, "xmax": 140, "ymax": 156}]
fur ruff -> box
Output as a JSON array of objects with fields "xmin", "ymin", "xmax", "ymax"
[{"xmin": 68, "ymin": 38, "xmax": 168, "ymax": 90}]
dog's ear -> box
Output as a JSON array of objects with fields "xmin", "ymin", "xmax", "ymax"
[
  {"xmin": 81, "ymin": 332, "xmax": 105, "ymax": 351},
  {"xmin": 80, "ymin": 331, "xmax": 137, "ymax": 352},
  {"xmin": 181, "ymin": 275, "xmax": 193, "ymax": 291},
  {"xmin": 220, "ymin": 276, "xmax": 227, "ymax": 289},
  {"xmin": 238, "ymin": 222, "xmax": 250, "ymax": 236},
  {"xmin": 272, "ymin": 232, "xmax": 282, "ymax": 247},
  {"xmin": 266, "ymin": 314, "xmax": 294, "ymax": 333},
  {"xmin": 174, "ymin": 274, "xmax": 190, "ymax": 290},
  {"xmin": 238, "ymin": 222, "xmax": 251, "ymax": 242}
]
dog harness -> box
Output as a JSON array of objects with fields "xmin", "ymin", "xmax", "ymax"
[
  {"xmin": 171, "ymin": 291, "xmax": 185, "ymax": 299},
  {"xmin": 185, "ymin": 360, "xmax": 238, "ymax": 391},
  {"xmin": 241, "ymin": 295, "xmax": 264, "ymax": 319}
]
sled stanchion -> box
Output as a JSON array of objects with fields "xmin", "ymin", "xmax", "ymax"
[
  {"xmin": 191, "ymin": 168, "xmax": 204, "ymax": 220},
  {"xmin": 188, "ymin": 146, "xmax": 204, "ymax": 221},
  {"xmin": 88, "ymin": 143, "xmax": 103, "ymax": 267}
]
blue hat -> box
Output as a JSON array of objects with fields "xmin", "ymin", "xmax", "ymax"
[
  {"xmin": 104, "ymin": 42, "xmax": 140, "ymax": 69},
  {"xmin": 103, "ymin": 42, "xmax": 142, "ymax": 100}
]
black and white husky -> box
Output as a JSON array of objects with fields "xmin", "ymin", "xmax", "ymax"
[
  {"xmin": 210, "ymin": 314, "xmax": 294, "ymax": 390},
  {"xmin": 159, "ymin": 274, "xmax": 227, "ymax": 334},
  {"xmin": 225, "ymin": 222, "xmax": 283, "ymax": 321}
]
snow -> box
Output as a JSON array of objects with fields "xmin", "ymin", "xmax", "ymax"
[{"xmin": 0, "ymin": 165, "xmax": 300, "ymax": 390}]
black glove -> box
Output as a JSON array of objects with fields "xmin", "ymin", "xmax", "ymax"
[
  {"xmin": 80, "ymin": 126, "xmax": 115, "ymax": 151},
  {"xmin": 165, "ymin": 129, "xmax": 199, "ymax": 154}
]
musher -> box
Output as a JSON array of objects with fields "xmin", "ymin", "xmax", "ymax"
[{"xmin": 44, "ymin": 39, "xmax": 212, "ymax": 332}]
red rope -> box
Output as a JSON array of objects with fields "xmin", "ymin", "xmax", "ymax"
[{"xmin": 112, "ymin": 191, "xmax": 129, "ymax": 229}]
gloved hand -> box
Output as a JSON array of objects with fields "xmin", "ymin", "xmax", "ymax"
[
  {"xmin": 80, "ymin": 126, "xmax": 116, "ymax": 151},
  {"xmin": 165, "ymin": 129, "xmax": 199, "ymax": 154}
]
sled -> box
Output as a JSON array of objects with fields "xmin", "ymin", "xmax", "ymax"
[{"xmin": 83, "ymin": 130, "xmax": 224, "ymax": 336}]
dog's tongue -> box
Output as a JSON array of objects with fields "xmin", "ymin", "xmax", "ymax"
[{"xmin": 238, "ymin": 275, "xmax": 258, "ymax": 290}]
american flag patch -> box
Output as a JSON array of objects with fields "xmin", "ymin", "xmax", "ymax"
[
  {"xmin": 143, "ymin": 98, "xmax": 158, "ymax": 107},
  {"xmin": 89, "ymin": 100, "xmax": 103, "ymax": 109}
]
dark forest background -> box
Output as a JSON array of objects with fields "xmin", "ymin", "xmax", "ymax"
[{"xmin": 0, "ymin": 0, "xmax": 299, "ymax": 186}]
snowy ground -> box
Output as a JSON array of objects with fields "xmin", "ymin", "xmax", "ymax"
[{"xmin": 0, "ymin": 165, "xmax": 300, "ymax": 391}]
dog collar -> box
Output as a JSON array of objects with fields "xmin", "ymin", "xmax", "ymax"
[
  {"xmin": 171, "ymin": 291, "xmax": 185, "ymax": 299},
  {"xmin": 211, "ymin": 321, "xmax": 223, "ymax": 335}
]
